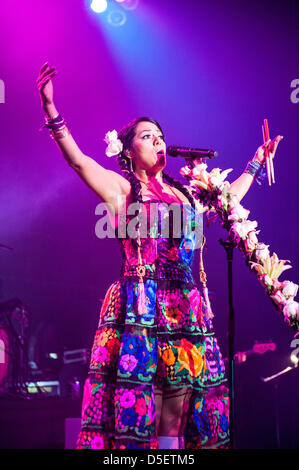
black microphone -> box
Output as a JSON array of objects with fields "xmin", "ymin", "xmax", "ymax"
[{"xmin": 166, "ymin": 145, "xmax": 218, "ymax": 160}]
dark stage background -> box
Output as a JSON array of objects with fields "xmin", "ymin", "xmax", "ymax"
[{"xmin": 0, "ymin": 0, "xmax": 298, "ymax": 449}]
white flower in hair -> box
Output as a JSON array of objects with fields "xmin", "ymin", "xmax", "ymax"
[{"xmin": 104, "ymin": 129, "xmax": 123, "ymax": 157}]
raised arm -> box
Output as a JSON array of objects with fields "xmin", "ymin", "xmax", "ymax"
[
  {"xmin": 37, "ymin": 63, "xmax": 130, "ymax": 210},
  {"xmin": 228, "ymin": 135, "xmax": 283, "ymax": 202}
]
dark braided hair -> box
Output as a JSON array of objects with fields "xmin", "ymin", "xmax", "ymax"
[{"xmin": 117, "ymin": 116, "xmax": 196, "ymax": 209}]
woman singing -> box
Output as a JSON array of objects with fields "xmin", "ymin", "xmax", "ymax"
[{"xmin": 37, "ymin": 63, "xmax": 282, "ymax": 449}]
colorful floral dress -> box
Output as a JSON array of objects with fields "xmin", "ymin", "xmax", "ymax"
[{"xmin": 76, "ymin": 200, "xmax": 229, "ymax": 449}]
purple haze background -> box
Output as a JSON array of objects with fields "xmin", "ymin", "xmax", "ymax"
[{"xmin": 0, "ymin": 0, "xmax": 298, "ymax": 448}]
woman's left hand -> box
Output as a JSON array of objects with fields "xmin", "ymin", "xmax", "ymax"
[{"xmin": 253, "ymin": 135, "xmax": 283, "ymax": 164}]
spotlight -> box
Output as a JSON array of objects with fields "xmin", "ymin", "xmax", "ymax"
[
  {"xmin": 107, "ymin": 9, "xmax": 127, "ymax": 27},
  {"xmin": 91, "ymin": 0, "xmax": 108, "ymax": 13}
]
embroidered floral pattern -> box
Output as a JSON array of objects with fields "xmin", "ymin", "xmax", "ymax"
[
  {"xmin": 76, "ymin": 202, "xmax": 229, "ymax": 449},
  {"xmin": 185, "ymin": 385, "xmax": 229, "ymax": 449}
]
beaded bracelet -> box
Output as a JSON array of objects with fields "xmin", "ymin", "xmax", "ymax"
[
  {"xmin": 49, "ymin": 126, "xmax": 70, "ymax": 140},
  {"xmin": 40, "ymin": 113, "xmax": 70, "ymax": 140},
  {"xmin": 244, "ymin": 160, "xmax": 266, "ymax": 185},
  {"xmin": 43, "ymin": 113, "xmax": 64, "ymax": 129}
]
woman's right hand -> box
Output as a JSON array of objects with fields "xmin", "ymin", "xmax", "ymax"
[{"xmin": 37, "ymin": 62, "xmax": 57, "ymax": 113}]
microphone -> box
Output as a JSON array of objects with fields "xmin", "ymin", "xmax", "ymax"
[{"xmin": 166, "ymin": 145, "xmax": 218, "ymax": 160}]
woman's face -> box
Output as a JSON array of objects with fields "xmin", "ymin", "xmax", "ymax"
[{"xmin": 129, "ymin": 121, "xmax": 166, "ymax": 174}]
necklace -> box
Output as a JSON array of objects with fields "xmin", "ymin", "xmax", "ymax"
[{"xmin": 139, "ymin": 179, "xmax": 183, "ymax": 204}]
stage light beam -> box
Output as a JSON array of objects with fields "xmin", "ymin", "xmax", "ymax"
[{"xmin": 91, "ymin": 0, "xmax": 108, "ymax": 14}]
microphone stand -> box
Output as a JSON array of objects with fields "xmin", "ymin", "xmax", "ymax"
[
  {"xmin": 219, "ymin": 237, "xmax": 236, "ymax": 450},
  {"xmin": 182, "ymin": 157, "xmax": 236, "ymax": 448},
  {"xmin": 261, "ymin": 363, "xmax": 298, "ymax": 449}
]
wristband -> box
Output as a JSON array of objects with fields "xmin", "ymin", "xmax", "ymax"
[
  {"xmin": 40, "ymin": 113, "xmax": 65, "ymax": 131},
  {"xmin": 49, "ymin": 126, "xmax": 70, "ymax": 140},
  {"xmin": 244, "ymin": 160, "xmax": 266, "ymax": 185}
]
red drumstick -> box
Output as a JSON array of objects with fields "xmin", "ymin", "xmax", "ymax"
[
  {"xmin": 262, "ymin": 122, "xmax": 271, "ymax": 185},
  {"xmin": 262, "ymin": 119, "xmax": 275, "ymax": 184}
]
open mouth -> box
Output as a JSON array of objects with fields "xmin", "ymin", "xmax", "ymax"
[{"xmin": 155, "ymin": 150, "xmax": 166, "ymax": 166}]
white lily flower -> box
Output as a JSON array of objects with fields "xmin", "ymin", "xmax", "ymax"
[
  {"xmin": 228, "ymin": 204, "xmax": 250, "ymax": 221},
  {"xmin": 232, "ymin": 220, "xmax": 258, "ymax": 240}
]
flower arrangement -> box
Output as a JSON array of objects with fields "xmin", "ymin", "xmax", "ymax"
[{"xmin": 180, "ymin": 161, "xmax": 299, "ymax": 332}]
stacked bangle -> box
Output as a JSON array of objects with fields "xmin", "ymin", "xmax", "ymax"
[
  {"xmin": 41, "ymin": 113, "xmax": 70, "ymax": 140},
  {"xmin": 244, "ymin": 160, "xmax": 266, "ymax": 185}
]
